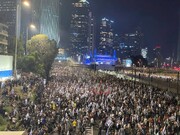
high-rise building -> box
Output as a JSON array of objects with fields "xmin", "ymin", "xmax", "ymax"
[
  {"xmin": 0, "ymin": 23, "xmax": 8, "ymax": 54},
  {"xmin": 119, "ymin": 30, "xmax": 144, "ymax": 59},
  {"xmin": 39, "ymin": 0, "xmax": 60, "ymax": 46},
  {"xmin": 113, "ymin": 34, "xmax": 121, "ymax": 57},
  {"xmin": 32, "ymin": 0, "xmax": 41, "ymax": 33},
  {"xmin": 0, "ymin": 0, "xmax": 16, "ymax": 38},
  {"xmin": 70, "ymin": 0, "xmax": 94, "ymax": 57},
  {"xmin": 98, "ymin": 18, "xmax": 114, "ymax": 55},
  {"xmin": 88, "ymin": 12, "xmax": 96, "ymax": 56},
  {"xmin": 177, "ymin": 10, "xmax": 180, "ymax": 62},
  {"xmin": 0, "ymin": 0, "xmax": 33, "ymax": 46}
]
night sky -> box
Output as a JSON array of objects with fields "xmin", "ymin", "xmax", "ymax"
[{"xmin": 61, "ymin": 0, "xmax": 180, "ymax": 58}]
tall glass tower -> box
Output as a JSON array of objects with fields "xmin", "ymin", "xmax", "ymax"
[
  {"xmin": 70, "ymin": 0, "xmax": 94, "ymax": 57},
  {"xmin": 40, "ymin": 0, "xmax": 60, "ymax": 46},
  {"xmin": 177, "ymin": 10, "xmax": 180, "ymax": 62},
  {"xmin": 98, "ymin": 18, "xmax": 114, "ymax": 55}
]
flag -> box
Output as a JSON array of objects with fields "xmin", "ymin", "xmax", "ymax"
[
  {"xmin": 161, "ymin": 125, "xmax": 166, "ymax": 135},
  {"xmin": 29, "ymin": 128, "xmax": 33, "ymax": 135},
  {"xmin": 105, "ymin": 119, "xmax": 113, "ymax": 127}
]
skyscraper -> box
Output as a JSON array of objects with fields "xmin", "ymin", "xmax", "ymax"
[
  {"xmin": 0, "ymin": 0, "xmax": 32, "ymax": 44},
  {"xmin": 98, "ymin": 18, "xmax": 114, "ymax": 55},
  {"xmin": 113, "ymin": 34, "xmax": 121, "ymax": 58},
  {"xmin": 177, "ymin": 10, "xmax": 180, "ymax": 62},
  {"xmin": 0, "ymin": 0, "xmax": 16, "ymax": 38},
  {"xmin": 0, "ymin": 23, "xmax": 8, "ymax": 54},
  {"xmin": 32, "ymin": 0, "xmax": 41, "ymax": 32},
  {"xmin": 39, "ymin": 0, "xmax": 60, "ymax": 46},
  {"xmin": 119, "ymin": 29, "xmax": 144, "ymax": 59},
  {"xmin": 70, "ymin": 0, "xmax": 94, "ymax": 57},
  {"xmin": 88, "ymin": 12, "xmax": 96, "ymax": 56}
]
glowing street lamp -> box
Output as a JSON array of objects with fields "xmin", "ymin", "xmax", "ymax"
[
  {"xmin": 23, "ymin": 1, "xmax": 30, "ymax": 7},
  {"xmin": 25, "ymin": 24, "xmax": 36, "ymax": 54},
  {"xmin": 30, "ymin": 24, "xmax": 36, "ymax": 29}
]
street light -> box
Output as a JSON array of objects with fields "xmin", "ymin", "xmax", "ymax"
[
  {"xmin": 25, "ymin": 24, "xmax": 36, "ymax": 55},
  {"xmin": 14, "ymin": 0, "xmax": 30, "ymax": 79},
  {"xmin": 30, "ymin": 24, "xmax": 36, "ymax": 29},
  {"xmin": 23, "ymin": 1, "xmax": 30, "ymax": 7}
]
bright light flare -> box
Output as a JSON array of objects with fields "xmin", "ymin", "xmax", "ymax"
[
  {"xmin": 30, "ymin": 24, "xmax": 36, "ymax": 29},
  {"xmin": 23, "ymin": 1, "xmax": 30, "ymax": 7}
]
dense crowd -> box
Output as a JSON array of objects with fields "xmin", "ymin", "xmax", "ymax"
[{"xmin": 0, "ymin": 62, "xmax": 180, "ymax": 135}]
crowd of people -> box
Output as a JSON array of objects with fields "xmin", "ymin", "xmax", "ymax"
[{"xmin": 0, "ymin": 61, "xmax": 179, "ymax": 135}]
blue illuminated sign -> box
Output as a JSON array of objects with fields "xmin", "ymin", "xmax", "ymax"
[{"xmin": 0, "ymin": 70, "xmax": 13, "ymax": 78}]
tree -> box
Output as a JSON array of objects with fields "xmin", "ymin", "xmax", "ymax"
[
  {"xmin": 17, "ymin": 37, "xmax": 24, "ymax": 58},
  {"xmin": 25, "ymin": 34, "xmax": 57, "ymax": 78},
  {"xmin": 17, "ymin": 55, "xmax": 36, "ymax": 72}
]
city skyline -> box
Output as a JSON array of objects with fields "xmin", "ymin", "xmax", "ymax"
[
  {"xmin": 177, "ymin": 10, "xmax": 180, "ymax": 62},
  {"xmin": 0, "ymin": 0, "xmax": 179, "ymax": 61},
  {"xmin": 61, "ymin": 0, "xmax": 180, "ymax": 59},
  {"xmin": 0, "ymin": 1, "xmax": 180, "ymax": 134}
]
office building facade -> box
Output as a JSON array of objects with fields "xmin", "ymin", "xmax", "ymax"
[
  {"xmin": 119, "ymin": 30, "xmax": 144, "ymax": 59},
  {"xmin": 32, "ymin": 0, "xmax": 41, "ymax": 33},
  {"xmin": 98, "ymin": 18, "xmax": 114, "ymax": 55},
  {"xmin": 0, "ymin": 0, "xmax": 16, "ymax": 38},
  {"xmin": 113, "ymin": 34, "xmax": 121, "ymax": 58},
  {"xmin": 88, "ymin": 12, "xmax": 95, "ymax": 55},
  {"xmin": 0, "ymin": 23, "xmax": 8, "ymax": 54},
  {"xmin": 39, "ymin": 0, "xmax": 60, "ymax": 46},
  {"xmin": 177, "ymin": 10, "xmax": 180, "ymax": 62},
  {"xmin": 70, "ymin": 0, "xmax": 94, "ymax": 57}
]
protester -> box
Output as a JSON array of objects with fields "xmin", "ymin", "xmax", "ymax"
[{"xmin": 0, "ymin": 61, "xmax": 179, "ymax": 135}]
